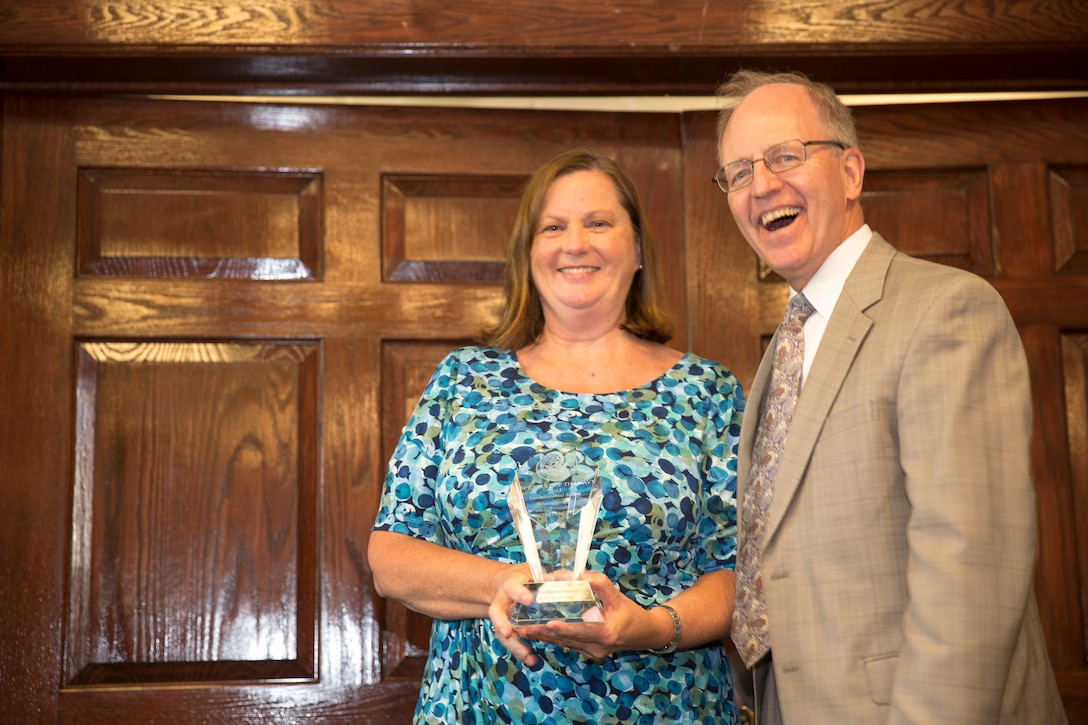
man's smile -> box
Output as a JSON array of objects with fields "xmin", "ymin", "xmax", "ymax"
[{"xmin": 761, "ymin": 206, "xmax": 801, "ymax": 231}]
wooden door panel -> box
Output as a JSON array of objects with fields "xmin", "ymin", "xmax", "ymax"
[
  {"xmin": 1062, "ymin": 336, "xmax": 1088, "ymax": 662},
  {"xmin": 77, "ymin": 168, "xmax": 323, "ymax": 279},
  {"xmin": 382, "ymin": 174, "xmax": 524, "ymax": 283},
  {"xmin": 0, "ymin": 94, "xmax": 686, "ymax": 723},
  {"xmin": 1051, "ymin": 166, "xmax": 1088, "ymax": 274},
  {"xmin": 1026, "ymin": 327, "xmax": 1088, "ymax": 676},
  {"xmin": 66, "ymin": 342, "xmax": 318, "ymax": 687},
  {"xmin": 861, "ymin": 169, "xmax": 992, "ymax": 274},
  {"xmin": 378, "ymin": 340, "xmax": 473, "ymax": 682}
]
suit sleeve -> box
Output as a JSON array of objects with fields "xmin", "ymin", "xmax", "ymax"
[{"xmin": 888, "ymin": 273, "xmax": 1037, "ymax": 723}]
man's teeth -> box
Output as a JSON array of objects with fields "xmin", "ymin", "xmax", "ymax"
[{"xmin": 761, "ymin": 207, "xmax": 801, "ymax": 226}]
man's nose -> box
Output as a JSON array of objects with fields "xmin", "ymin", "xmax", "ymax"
[{"xmin": 748, "ymin": 159, "xmax": 781, "ymax": 195}]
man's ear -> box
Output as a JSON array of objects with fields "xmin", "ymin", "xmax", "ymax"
[{"xmin": 843, "ymin": 147, "xmax": 865, "ymax": 201}]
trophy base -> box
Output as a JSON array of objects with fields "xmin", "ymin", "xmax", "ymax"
[{"xmin": 510, "ymin": 580, "xmax": 603, "ymax": 625}]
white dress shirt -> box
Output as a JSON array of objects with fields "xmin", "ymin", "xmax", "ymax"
[{"xmin": 792, "ymin": 224, "xmax": 873, "ymax": 386}]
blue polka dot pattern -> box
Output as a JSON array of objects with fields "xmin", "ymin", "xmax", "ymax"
[{"xmin": 373, "ymin": 346, "xmax": 744, "ymax": 724}]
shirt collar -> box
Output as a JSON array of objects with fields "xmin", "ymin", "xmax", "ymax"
[{"xmin": 793, "ymin": 224, "xmax": 872, "ymax": 318}]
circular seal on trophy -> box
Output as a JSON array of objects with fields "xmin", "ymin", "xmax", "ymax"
[{"xmin": 535, "ymin": 450, "xmax": 574, "ymax": 481}]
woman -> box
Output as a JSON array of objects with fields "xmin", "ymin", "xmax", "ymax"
[{"xmin": 369, "ymin": 149, "xmax": 743, "ymax": 723}]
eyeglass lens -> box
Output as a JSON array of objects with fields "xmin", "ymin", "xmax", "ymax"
[{"xmin": 714, "ymin": 140, "xmax": 843, "ymax": 193}]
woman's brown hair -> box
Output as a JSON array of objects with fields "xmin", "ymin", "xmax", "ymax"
[{"xmin": 479, "ymin": 149, "xmax": 673, "ymax": 350}]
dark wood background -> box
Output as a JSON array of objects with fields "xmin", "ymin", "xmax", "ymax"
[
  {"xmin": 1, "ymin": 0, "xmax": 1086, "ymax": 95},
  {"xmin": 1, "ymin": 1, "xmax": 1086, "ymax": 723}
]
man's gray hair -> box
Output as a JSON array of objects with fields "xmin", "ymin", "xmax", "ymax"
[{"xmin": 715, "ymin": 69, "xmax": 859, "ymax": 163}]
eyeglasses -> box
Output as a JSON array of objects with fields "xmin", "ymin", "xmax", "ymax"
[{"xmin": 713, "ymin": 139, "xmax": 847, "ymax": 193}]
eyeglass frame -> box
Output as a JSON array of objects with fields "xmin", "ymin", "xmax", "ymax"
[{"xmin": 713, "ymin": 139, "xmax": 847, "ymax": 193}]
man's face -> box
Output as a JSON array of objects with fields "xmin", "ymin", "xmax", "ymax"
[{"xmin": 718, "ymin": 83, "xmax": 864, "ymax": 290}]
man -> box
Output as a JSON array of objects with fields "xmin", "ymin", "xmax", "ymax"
[{"xmin": 716, "ymin": 69, "xmax": 1067, "ymax": 724}]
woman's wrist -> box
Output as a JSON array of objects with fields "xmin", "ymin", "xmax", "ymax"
[{"xmin": 646, "ymin": 604, "xmax": 682, "ymax": 655}]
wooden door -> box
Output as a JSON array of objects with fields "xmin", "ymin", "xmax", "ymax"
[
  {"xmin": 684, "ymin": 98, "xmax": 1088, "ymax": 722},
  {"xmin": 2, "ymin": 92, "xmax": 1086, "ymax": 723},
  {"xmin": 0, "ymin": 94, "xmax": 687, "ymax": 723}
]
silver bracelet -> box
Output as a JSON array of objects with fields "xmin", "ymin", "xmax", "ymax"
[{"xmin": 646, "ymin": 603, "xmax": 682, "ymax": 655}]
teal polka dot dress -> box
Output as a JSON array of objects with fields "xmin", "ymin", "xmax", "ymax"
[{"xmin": 374, "ymin": 346, "xmax": 743, "ymax": 724}]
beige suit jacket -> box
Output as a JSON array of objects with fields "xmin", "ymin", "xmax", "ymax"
[{"xmin": 737, "ymin": 233, "xmax": 1066, "ymax": 723}]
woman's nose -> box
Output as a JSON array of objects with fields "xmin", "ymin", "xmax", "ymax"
[{"xmin": 563, "ymin": 226, "xmax": 591, "ymax": 251}]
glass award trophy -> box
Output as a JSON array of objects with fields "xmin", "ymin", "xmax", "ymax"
[{"xmin": 508, "ymin": 446, "xmax": 604, "ymax": 625}]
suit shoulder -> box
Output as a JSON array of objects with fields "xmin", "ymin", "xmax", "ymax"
[
  {"xmin": 876, "ymin": 254, "xmax": 1017, "ymax": 343},
  {"xmin": 887, "ymin": 250, "xmax": 1003, "ymax": 301}
]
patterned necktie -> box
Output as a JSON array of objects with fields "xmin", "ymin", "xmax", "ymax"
[{"xmin": 733, "ymin": 293, "xmax": 814, "ymax": 668}]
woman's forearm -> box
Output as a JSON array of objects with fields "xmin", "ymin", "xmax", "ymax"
[
  {"xmin": 665, "ymin": 568, "xmax": 735, "ymax": 649},
  {"xmin": 368, "ymin": 530, "xmax": 517, "ymax": 620}
]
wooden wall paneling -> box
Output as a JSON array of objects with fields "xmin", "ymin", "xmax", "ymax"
[
  {"xmin": 1062, "ymin": 335, "xmax": 1088, "ymax": 650},
  {"xmin": 1, "ymin": 1, "xmax": 1086, "ymax": 94},
  {"xmin": 382, "ymin": 174, "xmax": 522, "ymax": 283},
  {"xmin": 0, "ymin": 93, "xmax": 695, "ymax": 721},
  {"xmin": 1053, "ymin": 163, "xmax": 1088, "ymax": 717},
  {"xmin": 59, "ymin": 97, "xmax": 368, "ymax": 721},
  {"xmin": 612, "ymin": 120, "xmax": 690, "ymax": 352},
  {"xmin": 2, "ymin": 0, "xmax": 1083, "ymax": 48},
  {"xmin": 861, "ymin": 170, "xmax": 992, "ymax": 274},
  {"xmin": 681, "ymin": 110, "xmax": 763, "ymax": 389},
  {"xmin": 1025, "ymin": 325, "xmax": 1088, "ymax": 724},
  {"xmin": 1054, "ymin": 330, "xmax": 1088, "ymax": 723},
  {"xmin": 320, "ymin": 332, "xmax": 384, "ymax": 692},
  {"xmin": 77, "ymin": 167, "xmax": 323, "ymax": 279},
  {"xmin": 1024, "ymin": 324, "xmax": 1085, "ymax": 659},
  {"xmin": 66, "ymin": 341, "xmax": 319, "ymax": 686},
  {"xmin": 0, "ymin": 94, "xmax": 79, "ymax": 725},
  {"xmin": 378, "ymin": 341, "xmax": 472, "ymax": 682},
  {"xmin": 1051, "ymin": 166, "xmax": 1088, "ymax": 274},
  {"xmin": 987, "ymin": 123, "xmax": 1088, "ymax": 720},
  {"xmin": 993, "ymin": 161, "xmax": 1054, "ymax": 278}
]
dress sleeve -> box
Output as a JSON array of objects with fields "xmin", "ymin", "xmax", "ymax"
[
  {"xmin": 371, "ymin": 349, "xmax": 460, "ymax": 545},
  {"xmin": 695, "ymin": 363, "xmax": 745, "ymax": 573}
]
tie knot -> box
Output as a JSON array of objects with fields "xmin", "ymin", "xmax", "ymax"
[{"xmin": 785, "ymin": 293, "xmax": 815, "ymax": 327}]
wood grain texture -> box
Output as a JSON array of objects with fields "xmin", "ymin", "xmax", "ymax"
[
  {"xmin": 0, "ymin": 0, "xmax": 1086, "ymax": 94},
  {"xmin": 0, "ymin": 94, "xmax": 695, "ymax": 723},
  {"xmin": 78, "ymin": 168, "xmax": 323, "ymax": 279},
  {"xmin": 1, "ymin": 0, "xmax": 1085, "ymax": 48},
  {"xmin": 66, "ymin": 342, "xmax": 318, "ymax": 685}
]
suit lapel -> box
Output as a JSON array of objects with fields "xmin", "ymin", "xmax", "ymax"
[
  {"xmin": 761, "ymin": 234, "xmax": 896, "ymax": 543},
  {"xmin": 737, "ymin": 346, "xmax": 775, "ymax": 508}
]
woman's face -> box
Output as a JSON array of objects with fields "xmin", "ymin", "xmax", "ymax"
[{"xmin": 529, "ymin": 170, "xmax": 641, "ymax": 329}]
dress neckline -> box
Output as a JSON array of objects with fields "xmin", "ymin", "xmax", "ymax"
[{"xmin": 508, "ymin": 349, "xmax": 692, "ymax": 396}]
